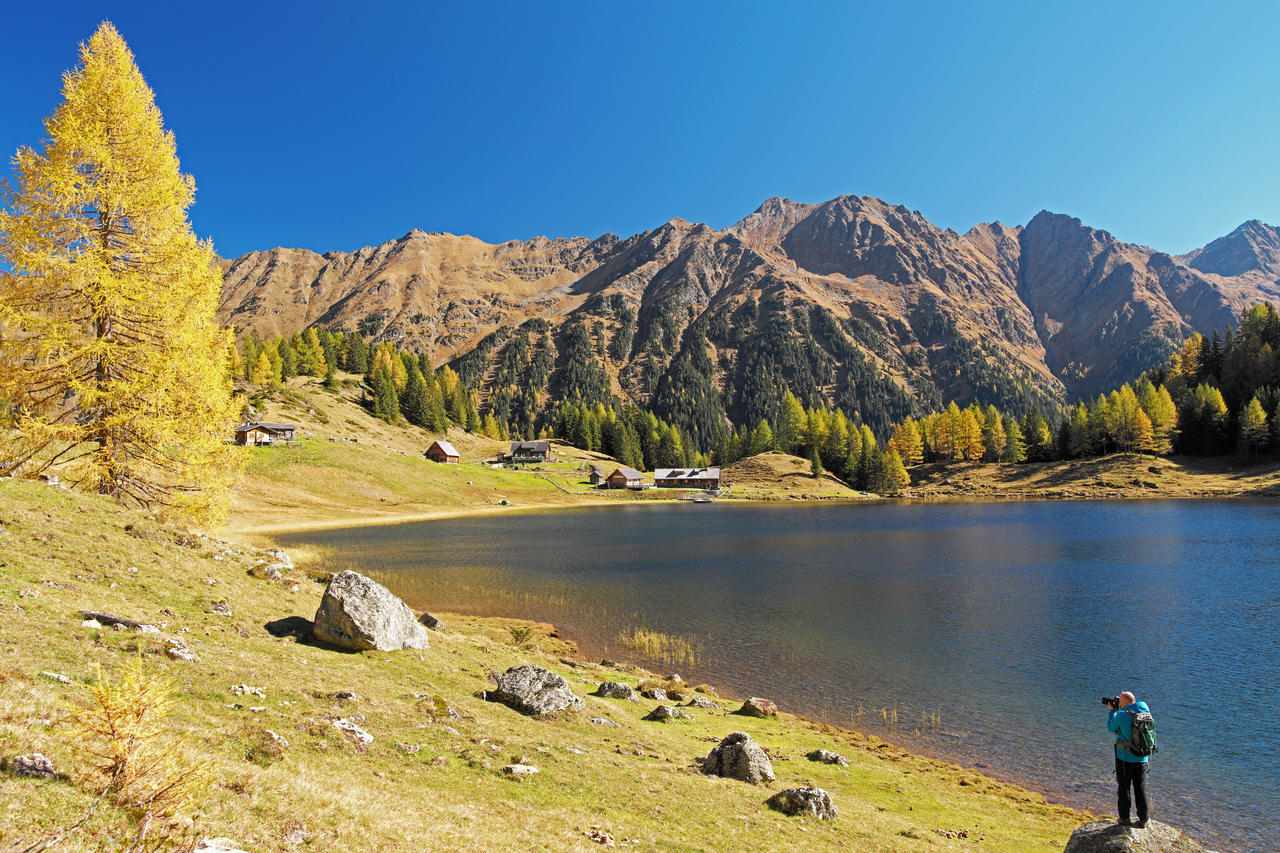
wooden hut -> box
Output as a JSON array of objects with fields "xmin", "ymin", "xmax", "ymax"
[
  {"xmin": 234, "ymin": 422, "xmax": 297, "ymax": 446},
  {"xmin": 509, "ymin": 440, "xmax": 551, "ymax": 463},
  {"xmin": 605, "ymin": 467, "xmax": 645, "ymax": 489},
  {"xmin": 653, "ymin": 467, "xmax": 721, "ymax": 489},
  {"xmin": 425, "ymin": 440, "xmax": 459, "ymax": 463}
]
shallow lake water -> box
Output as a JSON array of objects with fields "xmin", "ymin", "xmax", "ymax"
[{"xmin": 279, "ymin": 499, "xmax": 1280, "ymax": 851}]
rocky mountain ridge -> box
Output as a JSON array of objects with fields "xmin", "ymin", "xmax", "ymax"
[{"xmin": 218, "ymin": 197, "xmax": 1280, "ymax": 438}]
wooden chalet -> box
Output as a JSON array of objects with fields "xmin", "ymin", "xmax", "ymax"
[
  {"xmin": 234, "ymin": 422, "xmax": 296, "ymax": 446},
  {"xmin": 425, "ymin": 440, "xmax": 459, "ymax": 463},
  {"xmin": 509, "ymin": 440, "xmax": 551, "ymax": 463},
  {"xmin": 605, "ymin": 467, "xmax": 645, "ymax": 489},
  {"xmin": 588, "ymin": 465, "xmax": 607, "ymax": 486},
  {"xmin": 653, "ymin": 467, "xmax": 721, "ymax": 489}
]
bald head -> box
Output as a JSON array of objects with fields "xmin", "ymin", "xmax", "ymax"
[{"xmin": 1119, "ymin": 691, "xmax": 1136, "ymax": 707}]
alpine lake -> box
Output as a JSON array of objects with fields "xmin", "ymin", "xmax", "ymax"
[{"xmin": 278, "ymin": 499, "xmax": 1280, "ymax": 852}]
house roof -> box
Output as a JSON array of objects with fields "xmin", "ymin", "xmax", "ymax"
[
  {"xmin": 609, "ymin": 467, "xmax": 644, "ymax": 480},
  {"xmin": 653, "ymin": 467, "xmax": 720, "ymax": 480},
  {"xmin": 510, "ymin": 440, "xmax": 551, "ymax": 452},
  {"xmin": 429, "ymin": 440, "xmax": 459, "ymax": 457},
  {"xmin": 235, "ymin": 421, "xmax": 296, "ymax": 434}
]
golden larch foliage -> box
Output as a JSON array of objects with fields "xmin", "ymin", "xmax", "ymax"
[{"xmin": 0, "ymin": 22, "xmax": 240, "ymax": 524}]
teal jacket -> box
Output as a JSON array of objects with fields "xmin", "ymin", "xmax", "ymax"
[{"xmin": 1107, "ymin": 701, "xmax": 1151, "ymax": 763}]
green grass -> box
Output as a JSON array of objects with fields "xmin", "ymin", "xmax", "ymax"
[{"xmin": 0, "ymin": 476, "xmax": 1090, "ymax": 852}]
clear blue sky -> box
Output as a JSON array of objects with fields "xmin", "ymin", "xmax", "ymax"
[{"xmin": 3, "ymin": 1, "xmax": 1277, "ymax": 258}]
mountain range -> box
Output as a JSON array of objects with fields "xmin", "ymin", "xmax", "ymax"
[{"xmin": 217, "ymin": 196, "xmax": 1280, "ymax": 441}]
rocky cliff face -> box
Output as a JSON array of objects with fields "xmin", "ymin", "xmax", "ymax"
[{"xmin": 217, "ymin": 196, "xmax": 1280, "ymax": 435}]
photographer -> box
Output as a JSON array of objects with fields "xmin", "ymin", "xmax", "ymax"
[{"xmin": 1104, "ymin": 690, "xmax": 1151, "ymax": 828}]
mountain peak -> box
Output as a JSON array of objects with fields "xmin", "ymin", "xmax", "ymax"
[{"xmin": 1182, "ymin": 219, "xmax": 1280, "ymax": 277}]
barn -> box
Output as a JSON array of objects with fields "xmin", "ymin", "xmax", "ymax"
[{"xmin": 425, "ymin": 440, "xmax": 459, "ymax": 463}]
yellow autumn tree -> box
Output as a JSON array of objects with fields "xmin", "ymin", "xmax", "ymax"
[{"xmin": 0, "ymin": 22, "xmax": 240, "ymax": 524}]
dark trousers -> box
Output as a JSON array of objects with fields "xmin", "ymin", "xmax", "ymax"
[{"xmin": 1115, "ymin": 758, "xmax": 1149, "ymax": 823}]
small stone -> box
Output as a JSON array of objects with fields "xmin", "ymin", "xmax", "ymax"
[
  {"xmin": 265, "ymin": 730, "xmax": 289, "ymax": 748},
  {"xmin": 194, "ymin": 839, "xmax": 249, "ymax": 853},
  {"xmin": 265, "ymin": 548, "xmax": 293, "ymax": 568},
  {"xmin": 333, "ymin": 718, "xmax": 373, "ymax": 745},
  {"xmin": 640, "ymin": 687, "xmax": 668, "ymax": 701},
  {"xmin": 735, "ymin": 697, "xmax": 779, "ymax": 718},
  {"xmin": 807, "ymin": 749, "xmax": 849, "ymax": 766},
  {"xmin": 329, "ymin": 690, "xmax": 357, "ymax": 702},
  {"xmin": 81, "ymin": 618, "xmax": 102, "ymax": 629},
  {"xmin": 165, "ymin": 641, "xmax": 197, "ymax": 663},
  {"xmin": 40, "ymin": 671, "xmax": 72, "ymax": 685},
  {"xmin": 231, "ymin": 685, "xmax": 266, "ymax": 698},
  {"xmin": 590, "ymin": 717, "xmax": 621, "ymax": 728},
  {"xmin": 395, "ymin": 742, "xmax": 421, "ymax": 754},
  {"xmin": 643, "ymin": 704, "xmax": 689, "ymax": 722},
  {"xmin": 594, "ymin": 681, "xmax": 639, "ymax": 701},
  {"xmin": 283, "ymin": 826, "xmax": 306, "ymax": 846},
  {"xmin": 210, "ymin": 600, "xmax": 232, "ymax": 617},
  {"xmin": 502, "ymin": 763, "xmax": 538, "ymax": 777},
  {"xmin": 418, "ymin": 611, "xmax": 444, "ymax": 630},
  {"xmin": 668, "ymin": 674, "xmax": 683, "ymax": 683},
  {"xmin": 767, "ymin": 786, "xmax": 838, "ymax": 819},
  {"xmin": 684, "ymin": 695, "xmax": 720, "ymax": 710},
  {"xmin": 8, "ymin": 753, "xmax": 56, "ymax": 779}
]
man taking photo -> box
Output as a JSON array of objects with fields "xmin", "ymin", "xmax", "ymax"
[{"xmin": 1104, "ymin": 690, "xmax": 1152, "ymax": 828}]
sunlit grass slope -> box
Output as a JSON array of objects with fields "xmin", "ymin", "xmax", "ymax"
[{"xmin": 0, "ymin": 477, "xmax": 1087, "ymax": 851}]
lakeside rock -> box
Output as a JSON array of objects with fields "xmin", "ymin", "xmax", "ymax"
[
  {"xmin": 735, "ymin": 697, "xmax": 778, "ymax": 718},
  {"xmin": 1062, "ymin": 820, "xmax": 1216, "ymax": 853},
  {"xmin": 684, "ymin": 695, "xmax": 720, "ymax": 710},
  {"xmin": 702, "ymin": 732, "xmax": 775, "ymax": 784},
  {"xmin": 767, "ymin": 786, "xmax": 838, "ymax": 820},
  {"xmin": 594, "ymin": 681, "xmax": 639, "ymax": 701},
  {"xmin": 486, "ymin": 665, "xmax": 584, "ymax": 716},
  {"xmin": 642, "ymin": 704, "xmax": 689, "ymax": 722},
  {"xmin": 312, "ymin": 571, "xmax": 430, "ymax": 651},
  {"xmin": 807, "ymin": 749, "xmax": 849, "ymax": 766}
]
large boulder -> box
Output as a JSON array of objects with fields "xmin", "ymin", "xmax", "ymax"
[
  {"xmin": 735, "ymin": 697, "xmax": 779, "ymax": 718},
  {"xmin": 312, "ymin": 571, "xmax": 430, "ymax": 651},
  {"xmin": 1063, "ymin": 820, "xmax": 1215, "ymax": 853},
  {"xmin": 767, "ymin": 786, "xmax": 838, "ymax": 820},
  {"xmin": 486, "ymin": 665, "xmax": 584, "ymax": 716},
  {"xmin": 702, "ymin": 732, "xmax": 775, "ymax": 784}
]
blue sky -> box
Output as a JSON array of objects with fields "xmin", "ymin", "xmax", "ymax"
[{"xmin": 3, "ymin": 1, "xmax": 1277, "ymax": 258}]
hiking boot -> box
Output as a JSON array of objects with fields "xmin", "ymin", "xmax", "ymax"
[
  {"xmin": 1117, "ymin": 817, "xmax": 1131, "ymax": 827},
  {"xmin": 1134, "ymin": 819, "xmax": 1148, "ymax": 829}
]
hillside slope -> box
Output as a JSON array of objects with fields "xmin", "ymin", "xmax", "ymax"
[{"xmin": 0, "ymin": 477, "xmax": 1088, "ymax": 852}]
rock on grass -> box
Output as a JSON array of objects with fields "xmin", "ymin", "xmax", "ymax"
[
  {"xmin": 702, "ymin": 732, "xmax": 775, "ymax": 784},
  {"xmin": 486, "ymin": 665, "xmax": 584, "ymax": 716},
  {"xmin": 767, "ymin": 786, "xmax": 838, "ymax": 820},
  {"xmin": 312, "ymin": 571, "xmax": 429, "ymax": 651}
]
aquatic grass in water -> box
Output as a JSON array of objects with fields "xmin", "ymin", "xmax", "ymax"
[{"xmin": 616, "ymin": 626, "xmax": 700, "ymax": 667}]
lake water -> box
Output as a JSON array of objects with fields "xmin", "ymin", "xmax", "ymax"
[{"xmin": 278, "ymin": 500, "xmax": 1280, "ymax": 851}]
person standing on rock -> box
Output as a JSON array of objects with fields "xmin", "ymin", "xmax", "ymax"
[{"xmin": 1105, "ymin": 690, "xmax": 1151, "ymax": 828}]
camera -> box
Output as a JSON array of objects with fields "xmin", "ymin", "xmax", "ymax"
[{"xmin": 1101, "ymin": 696, "xmax": 1120, "ymax": 709}]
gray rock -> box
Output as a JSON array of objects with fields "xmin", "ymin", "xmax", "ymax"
[
  {"xmin": 312, "ymin": 571, "xmax": 430, "ymax": 652},
  {"xmin": 502, "ymin": 763, "xmax": 539, "ymax": 777},
  {"xmin": 684, "ymin": 695, "xmax": 720, "ymax": 710},
  {"xmin": 594, "ymin": 681, "xmax": 639, "ymax": 701},
  {"xmin": 590, "ymin": 717, "xmax": 621, "ymax": 728},
  {"xmin": 164, "ymin": 639, "xmax": 197, "ymax": 662},
  {"xmin": 735, "ymin": 697, "xmax": 778, "ymax": 718},
  {"xmin": 640, "ymin": 687, "xmax": 668, "ymax": 701},
  {"xmin": 194, "ymin": 838, "xmax": 249, "ymax": 853},
  {"xmin": 265, "ymin": 548, "xmax": 293, "ymax": 568},
  {"xmin": 767, "ymin": 786, "xmax": 838, "ymax": 820},
  {"xmin": 8, "ymin": 753, "xmax": 56, "ymax": 778},
  {"xmin": 1062, "ymin": 820, "xmax": 1215, "ymax": 853},
  {"xmin": 332, "ymin": 717, "xmax": 373, "ymax": 745},
  {"xmin": 486, "ymin": 665, "xmax": 584, "ymax": 716},
  {"xmin": 418, "ymin": 611, "xmax": 444, "ymax": 630},
  {"xmin": 806, "ymin": 748, "xmax": 849, "ymax": 766},
  {"xmin": 643, "ymin": 704, "xmax": 689, "ymax": 722},
  {"xmin": 210, "ymin": 600, "xmax": 232, "ymax": 617},
  {"xmin": 702, "ymin": 732, "xmax": 775, "ymax": 784}
]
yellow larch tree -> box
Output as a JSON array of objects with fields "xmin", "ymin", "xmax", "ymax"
[{"xmin": 0, "ymin": 22, "xmax": 240, "ymax": 524}]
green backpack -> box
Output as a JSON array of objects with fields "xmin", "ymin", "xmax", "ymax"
[{"xmin": 1120, "ymin": 709, "xmax": 1158, "ymax": 758}]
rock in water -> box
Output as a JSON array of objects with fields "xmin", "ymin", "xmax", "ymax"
[
  {"xmin": 735, "ymin": 697, "xmax": 778, "ymax": 718},
  {"xmin": 594, "ymin": 681, "xmax": 639, "ymax": 701},
  {"xmin": 312, "ymin": 571, "xmax": 429, "ymax": 651},
  {"xmin": 1063, "ymin": 820, "xmax": 1216, "ymax": 853},
  {"xmin": 702, "ymin": 732, "xmax": 775, "ymax": 784},
  {"xmin": 767, "ymin": 786, "xmax": 838, "ymax": 819},
  {"xmin": 486, "ymin": 665, "xmax": 584, "ymax": 716},
  {"xmin": 806, "ymin": 748, "xmax": 849, "ymax": 766}
]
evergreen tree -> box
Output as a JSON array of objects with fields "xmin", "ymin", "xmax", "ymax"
[
  {"xmin": 0, "ymin": 23, "xmax": 239, "ymax": 521},
  {"xmin": 809, "ymin": 445, "xmax": 823, "ymax": 479},
  {"xmin": 401, "ymin": 367, "xmax": 431, "ymax": 428},
  {"xmin": 982, "ymin": 406, "xmax": 1007, "ymax": 462},
  {"xmin": 882, "ymin": 449, "xmax": 910, "ymax": 493},
  {"xmin": 1002, "ymin": 415, "xmax": 1026, "ymax": 463},
  {"xmin": 775, "ymin": 391, "xmax": 806, "ymax": 454},
  {"xmin": 747, "ymin": 420, "xmax": 775, "ymax": 457}
]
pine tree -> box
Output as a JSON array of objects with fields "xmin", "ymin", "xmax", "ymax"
[
  {"xmin": 1002, "ymin": 416, "xmax": 1026, "ymax": 463},
  {"xmin": 882, "ymin": 449, "xmax": 910, "ymax": 493},
  {"xmin": 809, "ymin": 445, "xmax": 823, "ymax": 479},
  {"xmin": 0, "ymin": 23, "xmax": 239, "ymax": 522}
]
